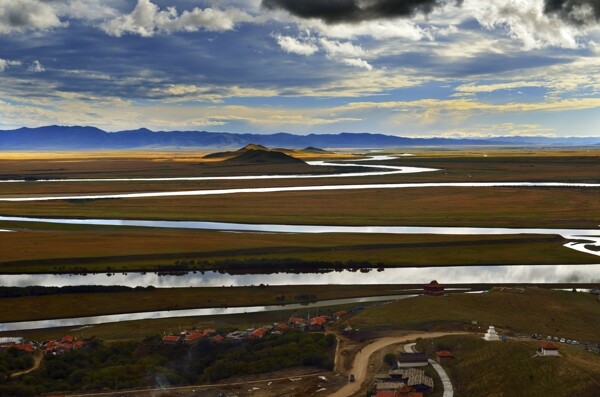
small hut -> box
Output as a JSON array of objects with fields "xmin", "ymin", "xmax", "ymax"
[
  {"xmin": 435, "ymin": 350, "xmax": 454, "ymax": 364},
  {"xmin": 539, "ymin": 342, "xmax": 560, "ymax": 357}
]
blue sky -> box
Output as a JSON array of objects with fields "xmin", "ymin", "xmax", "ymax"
[{"xmin": 1, "ymin": 0, "xmax": 600, "ymax": 137}]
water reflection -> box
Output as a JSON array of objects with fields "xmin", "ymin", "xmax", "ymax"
[
  {"xmin": 0, "ymin": 295, "xmax": 415, "ymax": 332},
  {"xmin": 1, "ymin": 265, "xmax": 599, "ymax": 288}
]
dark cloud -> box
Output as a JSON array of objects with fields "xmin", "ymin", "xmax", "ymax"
[
  {"xmin": 263, "ymin": 0, "xmax": 600, "ymax": 26},
  {"xmin": 544, "ymin": 0, "xmax": 600, "ymax": 24},
  {"xmin": 261, "ymin": 0, "xmax": 447, "ymax": 24}
]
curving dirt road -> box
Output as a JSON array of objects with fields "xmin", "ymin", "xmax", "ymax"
[
  {"xmin": 10, "ymin": 351, "xmax": 43, "ymax": 378},
  {"xmin": 328, "ymin": 331, "xmax": 469, "ymax": 397}
]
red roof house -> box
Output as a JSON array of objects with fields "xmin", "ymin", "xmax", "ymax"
[
  {"xmin": 212, "ymin": 335, "xmax": 225, "ymax": 343},
  {"xmin": 309, "ymin": 316, "xmax": 328, "ymax": 330},
  {"xmin": 435, "ymin": 350, "xmax": 454, "ymax": 364},
  {"xmin": 423, "ymin": 280, "xmax": 445, "ymax": 296},
  {"xmin": 185, "ymin": 332, "xmax": 207, "ymax": 345},
  {"xmin": 539, "ymin": 342, "xmax": 560, "ymax": 356},
  {"xmin": 74, "ymin": 340, "xmax": 86, "ymax": 349},
  {"xmin": 249, "ymin": 328, "xmax": 268, "ymax": 339},
  {"xmin": 374, "ymin": 391, "xmax": 398, "ymax": 397},
  {"xmin": 13, "ymin": 344, "xmax": 34, "ymax": 353},
  {"xmin": 276, "ymin": 323, "xmax": 290, "ymax": 332},
  {"xmin": 162, "ymin": 335, "xmax": 181, "ymax": 344},
  {"xmin": 288, "ymin": 317, "xmax": 305, "ymax": 326},
  {"xmin": 61, "ymin": 335, "xmax": 74, "ymax": 343}
]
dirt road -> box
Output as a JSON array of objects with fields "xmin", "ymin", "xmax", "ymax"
[
  {"xmin": 11, "ymin": 350, "xmax": 43, "ymax": 378},
  {"xmin": 327, "ymin": 331, "xmax": 469, "ymax": 397}
]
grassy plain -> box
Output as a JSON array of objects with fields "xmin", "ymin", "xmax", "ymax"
[
  {"xmin": 0, "ymin": 151, "xmax": 598, "ymax": 229},
  {"xmin": 416, "ymin": 334, "xmax": 600, "ymax": 397},
  {"xmin": 0, "ymin": 225, "xmax": 593, "ymax": 273},
  {"xmin": 0, "ymin": 186, "xmax": 598, "ymax": 228},
  {"xmin": 344, "ymin": 288, "xmax": 600, "ymax": 341}
]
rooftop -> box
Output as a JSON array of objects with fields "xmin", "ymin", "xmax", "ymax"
[{"xmin": 436, "ymin": 350, "xmax": 454, "ymax": 358}]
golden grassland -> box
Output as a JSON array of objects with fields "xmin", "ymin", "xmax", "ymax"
[
  {"xmin": 345, "ymin": 288, "xmax": 600, "ymax": 341},
  {"xmin": 0, "ymin": 150, "xmax": 599, "ymax": 184},
  {"xmin": 0, "ymin": 284, "xmax": 408, "ymax": 323},
  {"xmin": 1, "ymin": 148, "xmax": 599, "ymax": 160},
  {"xmin": 0, "ymin": 186, "xmax": 597, "ymax": 229},
  {"xmin": 416, "ymin": 334, "xmax": 600, "ymax": 397},
  {"xmin": 0, "ymin": 226, "xmax": 593, "ymax": 273},
  {"xmin": 0, "ymin": 152, "xmax": 598, "ymax": 231}
]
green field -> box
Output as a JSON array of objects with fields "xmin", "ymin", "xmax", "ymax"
[{"xmin": 416, "ymin": 335, "xmax": 600, "ymax": 397}]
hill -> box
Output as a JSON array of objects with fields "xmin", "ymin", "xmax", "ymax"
[
  {"xmin": 2, "ymin": 125, "xmax": 599, "ymax": 150},
  {"xmin": 416, "ymin": 335, "xmax": 600, "ymax": 397},
  {"xmin": 203, "ymin": 143, "xmax": 270, "ymax": 159},
  {"xmin": 223, "ymin": 147, "xmax": 306, "ymax": 165},
  {"xmin": 299, "ymin": 146, "xmax": 331, "ymax": 154},
  {"xmin": 345, "ymin": 288, "xmax": 600, "ymax": 341}
]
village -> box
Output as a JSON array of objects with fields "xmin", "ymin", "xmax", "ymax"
[{"xmin": 160, "ymin": 309, "xmax": 352, "ymax": 346}]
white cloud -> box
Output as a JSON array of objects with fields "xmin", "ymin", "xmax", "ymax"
[
  {"xmin": 464, "ymin": 0, "xmax": 586, "ymax": 49},
  {"xmin": 0, "ymin": 58, "xmax": 20, "ymax": 72},
  {"xmin": 101, "ymin": 0, "xmax": 254, "ymax": 37},
  {"xmin": 456, "ymin": 81, "xmax": 545, "ymax": 94},
  {"xmin": 299, "ymin": 18, "xmax": 430, "ymax": 41},
  {"xmin": 53, "ymin": 0, "xmax": 120, "ymax": 21},
  {"xmin": 339, "ymin": 57, "xmax": 373, "ymax": 70},
  {"xmin": 0, "ymin": 0, "xmax": 65, "ymax": 34},
  {"xmin": 27, "ymin": 60, "xmax": 45, "ymax": 72},
  {"xmin": 320, "ymin": 38, "xmax": 373, "ymax": 70},
  {"xmin": 319, "ymin": 38, "xmax": 367, "ymax": 58},
  {"xmin": 273, "ymin": 34, "xmax": 318, "ymax": 56}
]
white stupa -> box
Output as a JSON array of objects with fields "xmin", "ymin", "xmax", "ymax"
[{"xmin": 483, "ymin": 326, "xmax": 500, "ymax": 341}]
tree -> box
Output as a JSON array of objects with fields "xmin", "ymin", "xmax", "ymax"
[{"xmin": 384, "ymin": 353, "xmax": 397, "ymax": 368}]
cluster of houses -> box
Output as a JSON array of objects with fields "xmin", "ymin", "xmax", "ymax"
[
  {"xmin": 161, "ymin": 311, "xmax": 351, "ymax": 346},
  {"xmin": 288, "ymin": 310, "xmax": 349, "ymax": 331},
  {"xmin": 162, "ymin": 328, "xmax": 225, "ymax": 345},
  {"xmin": 0, "ymin": 335, "xmax": 90, "ymax": 356},
  {"xmin": 42, "ymin": 335, "xmax": 89, "ymax": 355},
  {"xmin": 0, "ymin": 337, "xmax": 35, "ymax": 354}
]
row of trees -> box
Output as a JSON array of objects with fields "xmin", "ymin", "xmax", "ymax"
[{"xmin": 0, "ymin": 285, "xmax": 155, "ymax": 299}]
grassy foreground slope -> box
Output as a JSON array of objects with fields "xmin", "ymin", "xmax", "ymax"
[
  {"xmin": 416, "ymin": 335, "xmax": 600, "ymax": 397},
  {"xmin": 345, "ymin": 289, "xmax": 600, "ymax": 341}
]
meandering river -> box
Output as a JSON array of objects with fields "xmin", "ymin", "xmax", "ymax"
[
  {"xmin": 0, "ymin": 295, "xmax": 416, "ymax": 332},
  {"xmin": 0, "ymin": 155, "xmax": 599, "ymax": 332}
]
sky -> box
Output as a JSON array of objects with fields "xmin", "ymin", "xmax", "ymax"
[{"xmin": 1, "ymin": 0, "xmax": 600, "ymax": 137}]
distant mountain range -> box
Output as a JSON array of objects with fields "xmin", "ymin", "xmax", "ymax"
[{"xmin": 0, "ymin": 125, "xmax": 599, "ymax": 149}]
